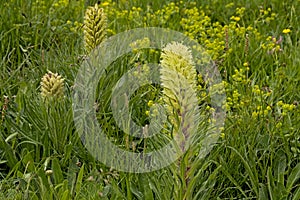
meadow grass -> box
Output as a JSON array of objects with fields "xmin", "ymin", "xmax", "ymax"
[{"xmin": 0, "ymin": 0, "xmax": 299, "ymax": 199}]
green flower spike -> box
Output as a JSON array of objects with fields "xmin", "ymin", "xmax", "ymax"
[
  {"xmin": 40, "ymin": 71, "xmax": 65, "ymax": 100},
  {"xmin": 84, "ymin": 3, "xmax": 107, "ymax": 53},
  {"xmin": 160, "ymin": 42, "xmax": 198, "ymax": 138}
]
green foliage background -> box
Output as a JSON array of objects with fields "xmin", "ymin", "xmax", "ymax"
[{"xmin": 0, "ymin": 0, "xmax": 299, "ymax": 199}]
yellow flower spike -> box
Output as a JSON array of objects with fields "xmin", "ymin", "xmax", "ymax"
[
  {"xmin": 160, "ymin": 42, "xmax": 198, "ymax": 134},
  {"xmin": 84, "ymin": 4, "xmax": 107, "ymax": 53},
  {"xmin": 40, "ymin": 71, "xmax": 65, "ymax": 100}
]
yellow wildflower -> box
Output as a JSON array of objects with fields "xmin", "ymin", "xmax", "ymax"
[{"xmin": 282, "ymin": 29, "xmax": 291, "ymax": 34}]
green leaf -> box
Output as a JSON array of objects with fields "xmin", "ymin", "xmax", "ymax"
[
  {"xmin": 192, "ymin": 165, "xmax": 221, "ymax": 200},
  {"xmin": 267, "ymin": 167, "xmax": 275, "ymax": 200},
  {"xmin": 185, "ymin": 160, "xmax": 211, "ymax": 198},
  {"xmin": 258, "ymin": 184, "xmax": 269, "ymax": 200},
  {"xmin": 139, "ymin": 174, "xmax": 154, "ymax": 200},
  {"xmin": 56, "ymin": 180, "xmax": 70, "ymax": 197},
  {"xmin": 62, "ymin": 143, "xmax": 73, "ymax": 167},
  {"xmin": 67, "ymin": 157, "xmax": 79, "ymax": 196},
  {"xmin": 292, "ymin": 186, "xmax": 300, "ymax": 200},
  {"xmin": 274, "ymin": 150, "xmax": 286, "ymax": 185},
  {"xmin": 219, "ymin": 157, "xmax": 247, "ymax": 198},
  {"xmin": 44, "ymin": 157, "xmax": 51, "ymax": 171},
  {"xmin": 287, "ymin": 163, "xmax": 300, "ymax": 192},
  {"xmin": 0, "ymin": 132, "xmax": 18, "ymax": 169},
  {"xmin": 60, "ymin": 190, "xmax": 71, "ymax": 200},
  {"xmin": 130, "ymin": 183, "xmax": 144, "ymax": 199},
  {"xmin": 4, "ymin": 132, "xmax": 18, "ymax": 143},
  {"xmin": 228, "ymin": 146, "xmax": 259, "ymax": 196},
  {"xmin": 22, "ymin": 150, "xmax": 35, "ymax": 172},
  {"xmin": 37, "ymin": 167, "xmax": 51, "ymax": 192},
  {"xmin": 52, "ymin": 157, "xmax": 64, "ymax": 185},
  {"xmin": 74, "ymin": 163, "xmax": 85, "ymax": 198}
]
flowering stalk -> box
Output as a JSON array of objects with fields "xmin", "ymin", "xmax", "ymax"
[
  {"xmin": 40, "ymin": 71, "xmax": 65, "ymax": 100},
  {"xmin": 84, "ymin": 3, "xmax": 107, "ymax": 53},
  {"xmin": 160, "ymin": 42, "xmax": 199, "ymax": 199},
  {"xmin": 160, "ymin": 42, "xmax": 198, "ymax": 136}
]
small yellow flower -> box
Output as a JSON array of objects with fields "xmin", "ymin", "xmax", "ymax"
[
  {"xmin": 233, "ymin": 16, "xmax": 241, "ymax": 21},
  {"xmin": 206, "ymin": 105, "xmax": 211, "ymax": 110},
  {"xmin": 276, "ymin": 122, "xmax": 282, "ymax": 129},
  {"xmin": 102, "ymin": 2, "xmax": 109, "ymax": 6},
  {"xmin": 147, "ymin": 100, "xmax": 153, "ymax": 107},
  {"xmin": 145, "ymin": 110, "xmax": 150, "ymax": 116},
  {"xmin": 288, "ymin": 104, "xmax": 296, "ymax": 111},
  {"xmin": 277, "ymin": 101, "xmax": 284, "ymax": 106},
  {"xmin": 282, "ymin": 29, "xmax": 291, "ymax": 34},
  {"xmin": 220, "ymin": 132, "xmax": 225, "ymax": 139},
  {"xmin": 252, "ymin": 111, "xmax": 258, "ymax": 119},
  {"xmin": 225, "ymin": 3, "xmax": 234, "ymax": 8},
  {"xmin": 282, "ymin": 111, "xmax": 287, "ymax": 116}
]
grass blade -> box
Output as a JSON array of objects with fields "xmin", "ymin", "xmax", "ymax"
[
  {"xmin": 52, "ymin": 157, "xmax": 64, "ymax": 185},
  {"xmin": 228, "ymin": 146, "xmax": 259, "ymax": 196},
  {"xmin": 287, "ymin": 163, "xmax": 300, "ymax": 192},
  {"xmin": 75, "ymin": 163, "xmax": 85, "ymax": 198}
]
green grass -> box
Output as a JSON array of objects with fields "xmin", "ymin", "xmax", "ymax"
[{"xmin": 0, "ymin": 0, "xmax": 299, "ymax": 199}]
